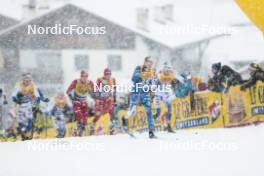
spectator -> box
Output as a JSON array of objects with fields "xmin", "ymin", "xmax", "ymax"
[
  {"xmin": 175, "ymin": 73, "xmax": 193, "ymax": 98},
  {"xmin": 241, "ymin": 63, "xmax": 264, "ymax": 90},
  {"xmin": 208, "ymin": 62, "xmax": 242, "ymax": 92}
]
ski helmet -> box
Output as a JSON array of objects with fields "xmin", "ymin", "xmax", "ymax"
[
  {"xmin": 80, "ymin": 70, "xmax": 88, "ymax": 77},
  {"xmin": 22, "ymin": 73, "xmax": 32, "ymax": 80},
  {"xmin": 104, "ymin": 68, "xmax": 112, "ymax": 75},
  {"xmin": 144, "ymin": 56, "xmax": 153, "ymax": 63},
  {"xmin": 163, "ymin": 62, "xmax": 172, "ymax": 70}
]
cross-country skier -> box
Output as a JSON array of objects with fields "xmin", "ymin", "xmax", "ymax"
[
  {"xmin": 93, "ymin": 68, "xmax": 117, "ymax": 135},
  {"xmin": 122, "ymin": 56, "xmax": 157, "ymax": 138},
  {"xmin": 153, "ymin": 62, "xmax": 176, "ymax": 133},
  {"xmin": 67, "ymin": 70, "xmax": 95, "ymax": 136},
  {"xmin": 50, "ymin": 91, "xmax": 72, "ymax": 138},
  {"xmin": 12, "ymin": 73, "xmax": 40, "ymax": 140}
]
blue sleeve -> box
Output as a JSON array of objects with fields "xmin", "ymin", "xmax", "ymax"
[
  {"xmin": 38, "ymin": 89, "xmax": 45, "ymax": 101},
  {"xmin": 11, "ymin": 90, "xmax": 19, "ymax": 103},
  {"xmin": 187, "ymin": 79, "xmax": 193, "ymax": 91},
  {"xmin": 12, "ymin": 96, "xmax": 18, "ymax": 103},
  {"xmin": 175, "ymin": 83, "xmax": 185, "ymax": 98},
  {"xmin": 132, "ymin": 66, "xmax": 142, "ymax": 83},
  {"xmin": 50, "ymin": 106, "xmax": 56, "ymax": 116}
]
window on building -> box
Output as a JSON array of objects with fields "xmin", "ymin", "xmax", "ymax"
[
  {"xmin": 164, "ymin": 4, "xmax": 174, "ymax": 21},
  {"xmin": 154, "ymin": 6, "xmax": 166, "ymax": 24},
  {"xmin": 107, "ymin": 55, "xmax": 122, "ymax": 71},
  {"xmin": 36, "ymin": 52, "xmax": 62, "ymax": 71},
  {"xmin": 74, "ymin": 55, "xmax": 89, "ymax": 71}
]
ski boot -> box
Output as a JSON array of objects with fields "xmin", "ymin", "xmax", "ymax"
[
  {"xmin": 56, "ymin": 129, "xmax": 66, "ymax": 138},
  {"xmin": 77, "ymin": 124, "xmax": 84, "ymax": 137},
  {"xmin": 109, "ymin": 125, "xmax": 115, "ymax": 135},
  {"xmin": 149, "ymin": 130, "xmax": 157, "ymax": 139},
  {"xmin": 167, "ymin": 124, "xmax": 175, "ymax": 133},
  {"xmin": 109, "ymin": 120, "xmax": 118, "ymax": 135},
  {"xmin": 121, "ymin": 116, "xmax": 128, "ymax": 132},
  {"xmin": 88, "ymin": 124, "xmax": 95, "ymax": 136}
]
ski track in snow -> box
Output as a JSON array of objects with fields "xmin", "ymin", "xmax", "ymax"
[{"xmin": 0, "ymin": 125, "xmax": 263, "ymax": 176}]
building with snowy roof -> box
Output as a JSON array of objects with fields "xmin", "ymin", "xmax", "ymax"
[{"xmin": 1, "ymin": 0, "xmax": 262, "ymax": 96}]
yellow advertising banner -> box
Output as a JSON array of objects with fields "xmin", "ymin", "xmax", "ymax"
[
  {"xmin": 171, "ymin": 91, "xmax": 224, "ymax": 130},
  {"xmin": 93, "ymin": 113, "xmax": 110, "ymax": 135},
  {"xmin": 117, "ymin": 102, "xmax": 167, "ymax": 132},
  {"xmin": 222, "ymin": 82, "xmax": 264, "ymax": 127},
  {"xmin": 38, "ymin": 113, "xmax": 110, "ymax": 138}
]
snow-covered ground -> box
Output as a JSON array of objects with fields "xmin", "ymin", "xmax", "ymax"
[{"xmin": 0, "ymin": 125, "xmax": 263, "ymax": 176}]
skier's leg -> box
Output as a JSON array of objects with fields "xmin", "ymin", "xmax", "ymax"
[
  {"xmin": 125, "ymin": 93, "xmax": 138, "ymax": 119},
  {"xmin": 108, "ymin": 98, "xmax": 115, "ymax": 122},
  {"xmin": 153, "ymin": 93, "xmax": 161, "ymax": 120},
  {"xmin": 62, "ymin": 120, "xmax": 66, "ymax": 137},
  {"xmin": 122, "ymin": 93, "xmax": 138, "ymax": 131},
  {"xmin": 73, "ymin": 101, "xmax": 83, "ymax": 122},
  {"xmin": 80, "ymin": 101, "xmax": 88, "ymax": 136},
  {"xmin": 18, "ymin": 104, "xmax": 33, "ymax": 140},
  {"xmin": 141, "ymin": 93, "xmax": 155, "ymax": 133},
  {"xmin": 93, "ymin": 99, "xmax": 103, "ymax": 124},
  {"xmin": 73, "ymin": 101, "xmax": 85, "ymax": 136},
  {"xmin": 164, "ymin": 93, "xmax": 175, "ymax": 133},
  {"xmin": 54, "ymin": 119, "xmax": 60, "ymax": 137},
  {"xmin": 57, "ymin": 120, "xmax": 66, "ymax": 138},
  {"xmin": 107, "ymin": 98, "xmax": 116, "ymax": 135},
  {"xmin": 26, "ymin": 104, "xmax": 34, "ymax": 139}
]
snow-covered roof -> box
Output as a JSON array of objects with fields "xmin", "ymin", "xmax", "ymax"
[
  {"xmin": 0, "ymin": 0, "xmax": 66, "ymax": 21},
  {"xmin": 0, "ymin": 0, "xmax": 253, "ymax": 48},
  {"xmin": 69, "ymin": 0, "xmax": 252, "ymax": 48}
]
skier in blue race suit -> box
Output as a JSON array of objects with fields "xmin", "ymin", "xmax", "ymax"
[
  {"xmin": 153, "ymin": 62, "xmax": 176, "ymax": 133},
  {"xmin": 12, "ymin": 73, "xmax": 41, "ymax": 140},
  {"xmin": 122, "ymin": 56, "xmax": 157, "ymax": 138}
]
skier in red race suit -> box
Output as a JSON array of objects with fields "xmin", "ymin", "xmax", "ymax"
[
  {"xmin": 93, "ymin": 68, "xmax": 116, "ymax": 134},
  {"xmin": 67, "ymin": 70, "xmax": 95, "ymax": 136}
]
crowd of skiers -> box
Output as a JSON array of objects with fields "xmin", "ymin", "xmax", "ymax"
[{"xmin": 0, "ymin": 57, "xmax": 264, "ymax": 140}]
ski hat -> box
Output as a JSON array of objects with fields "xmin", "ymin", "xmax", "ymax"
[
  {"xmin": 21, "ymin": 73, "xmax": 32, "ymax": 80},
  {"xmin": 104, "ymin": 68, "xmax": 112, "ymax": 75},
  {"xmin": 56, "ymin": 87, "xmax": 65, "ymax": 96},
  {"xmin": 144, "ymin": 56, "xmax": 153, "ymax": 63},
  {"xmin": 80, "ymin": 70, "xmax": 88, "ymax": 77},
  {"xmin": 163, "ymin": 62, "xmax": 172, "ymax": 70},
  {"xmin": 249, "ymin": 63, "xmax": 260, "ymax": 71},
  {"xmin": 57, "ymin": 91, "xmax": 65, "ymax": 97},
  {"xmin": 212, "ymin": 62, "xmax": 221, "ymax": 71}
]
